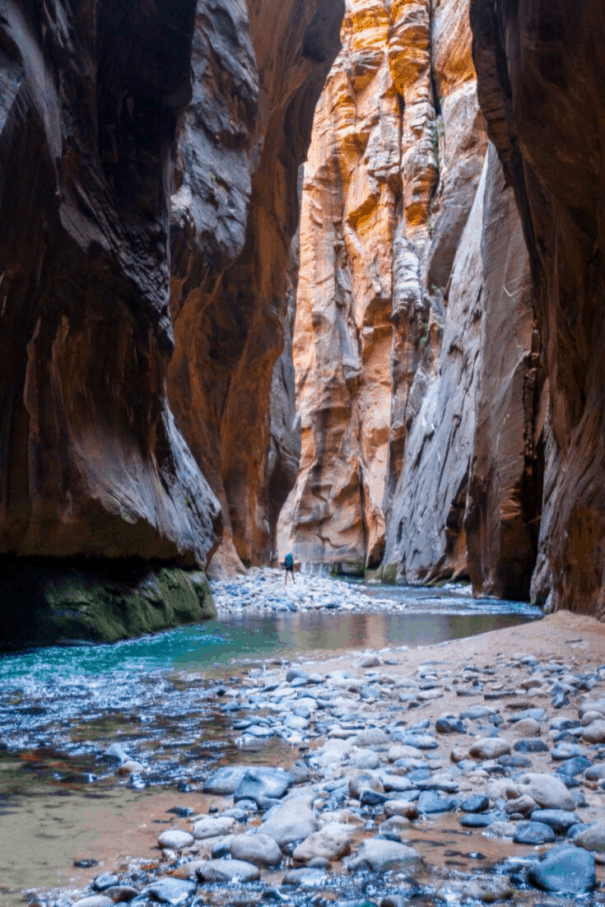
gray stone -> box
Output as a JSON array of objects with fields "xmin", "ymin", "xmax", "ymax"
[
  {"xmin": 196, "ymin": 859, "xmax": 261, "ymax": 882},
  {"xmin": 261, "ymin": 797, "xmax": 317, "ymax": 846},
  {"xmin": 582, "ymin": 720, "xmax": 605, "ymax": 744},
  {"xmin": 469, "ymin": 737, "xmax": 511, "ymax": 760},
  {"xmin": 292, "ymin": 822, "xmax": 354, "ymax": 862},
  {"xmin": 379, "ymin": 815, "xmax": 412, "ymax": 836},
  {"xmin": 510, "ymin": 718, "xmax": 541, "ymax": 737},
  {"xmin": 92, "ymin": 874, "xmax": 120, "ymax": 892},
  {"xmin": 203, "ymin": 765, "xmax": 251, "ymax": 795},
  {"xmin": 527, "ymin": 844, "xmax": 595, "ymax": 895},
  {"xmin": 282, "ymin": 867, "xmax": 329, "ymax": 887},
  {"xmin": 514, "ymin": 739, "xmax": 549, "ymax": 753},
  {"xmin": 460, "ymin": 706, "xmax": 495, "ymax": 720},
  {"xmin": 417, "ymin": 791, "xmax": 454, "ymax": 814},
  {"xmin": 513, "ymin": 821, "xmax": 556, "ymax": 845},
  {"xmin": 517, "ymin": 773, "xmax": 576, "ymax": 811},
  {"xmin": 229, "ymin": 833, "xmax": 282, "ymax": 867},
  {"xmin": 352, "ymin": 728, "xmax": 390, "ymax": 746},
  {"xmin": 575, "ymin": 822, "xmax": 605, "ymax": 854},
  {"xmin": 157, "ymin": 829, "xmax": 194, "ymax": 850},
  {"xmin": 348, "ymin": 770, "xmax": 384, "ymax": 799},
  {"xmin": 102, "ymin": 887, "xmax": 138, "ymax": 903},
  {"xmin": 461, "ymin": 795, "xmax": 489, "ymax": 812},
  {"xmin": 551, "ymin": 742, "xmax": 587, "ymax": 760},
  {"xmin": 530, "ymin": 810, "xmax": 579, "ymax": 833},
  {"xmin": 73, "ymin": 899, "xmax": 113, "ymax": 907},
  {"xmin": 384, "ymin": 800, "xmax": 419, "ymax": 820},
  {"xmin": 391, "ymin": 732, "xmax": 438, "ymax": 750},
  {"xmin": 585, "ymin": 763, "xmax": 605, "ymax": 781},
  {"xmin": 346, "ymin": 837, "xmax": 419, "ymax": 872},
  {"xmin": 143, "ymin": 879, "xmax": 197, "ymax": 905},
  {"xmin": 192, "ymin": 816, "xmax": 236, "ymax": 839},
  {"xmin": 459, "ymin": 814, "xmax": 493, "ymax": 828},
  {"xmin": 234, "ymin": 767, "xmax": 294, "ymax": 804}
]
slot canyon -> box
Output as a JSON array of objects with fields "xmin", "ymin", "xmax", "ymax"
[{"xmin": 0, "ymin": 0, "xmax": 602, "ymax": 643}]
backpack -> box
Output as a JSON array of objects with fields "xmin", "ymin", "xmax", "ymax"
[{"xmin": 284, "ymin": 553, "xmax": 293, "ymax": 569}]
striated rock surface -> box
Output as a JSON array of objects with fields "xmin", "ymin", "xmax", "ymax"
[
  {"xmin": 0, "ymin": 0, "xmax": 343, "ymax": 641},
  {"xmin": 470, "ymin": 0, "xmax": 605, "ymax": 615},
  {"xmin": 284, "ymin": 0, "xmax": 548, "ymax": 599}
]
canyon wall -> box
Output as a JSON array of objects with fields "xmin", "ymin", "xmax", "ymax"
[
  {"xmin": 0, "ymin": 0, "xmax": 342, "ymax": 643},
  {"xmin": 283, "ymin": 0, "xmax": 548, "ymax": 599},
  {"xmin": 471, "ymin": 0, "xmax": 605, "ymax": 616}
]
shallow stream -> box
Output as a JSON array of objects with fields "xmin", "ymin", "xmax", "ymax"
[{"xmin": 0, "ymin": 583, "xmax": 542, "ymax": 905}]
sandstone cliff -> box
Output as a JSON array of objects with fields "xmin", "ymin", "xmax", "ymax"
[
  {"xmin": 283, "ymin": 0, "xmax": 547, "ymax": 600},
  {"xmin": 471, "ymin": 0, "xmax": 605, "ymax": 615},
  {"xmin": 0, "ymin": 0, "xmax": 342, "ymax": 643}
]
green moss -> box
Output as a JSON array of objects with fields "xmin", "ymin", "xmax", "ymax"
[
  {"xmin": 0, "ymin": 558, "xmax": 216, "ymax": 649},
  {"xmin": 363, "ymin": 562, "xmax": 398, "ymax": 584}
]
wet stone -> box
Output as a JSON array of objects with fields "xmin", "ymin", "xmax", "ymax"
[
  {"xmin": 157, "ymin": 829, "xmax": 194, "ymax": 850},
  {"xmin": 196, "ymin": 859, "xmax": 260, "ymax": 883},
  {"xmin": 92, "ymin": 874, "xmax": 120, "ymax": 891},
  {"xmin": 461, "ymin": 794, "xmax": 489, "ymax": 813},
  {"xmin": 527, "ymin": 844, "xmax": 596, "ymax": 895},
  {"xmin": 228, "ymin": 832, "xmax": 282, "ymax": 867},
  {"xmin": 346, "ymin": 837, "xmax": 419, "ymax": 872},
  {"xmin": 513, "ymin": 821, "xmax": 556, "ymax": 845},
  {"xmin": 514, "ymin": 739, "xmax": 550, "ymax": 753},
  {"xmin": 234, "ymin": 767, "xmax": 294, "ymax": 803},
  {"xmin": 203, "ymin": 765, "xmax": 251, "ymax": 795},
  {"xmin": 530, "ymin": 809, "xmax": 579, "ymax": 833},
  {"xmin": 143, "ymin": 878, "xmax": 197, "ymax": 905},
  {"xmin": 417, "ymin": 791, "xmax": 454, "ymax": 814},
  {"xmin": 469, "ymin": 737, "xmax": 511, "ymax": 760},
  {"xmin": 459, "ymin": 814, "xmax": 493, "ymax": 828},
  {"xmin": 574, "ymin": 822, "xmax": 605, "ymax": 854},
  {"xmin": 282, "ymin": 867, "xmax": 329, "ymax": 887}
]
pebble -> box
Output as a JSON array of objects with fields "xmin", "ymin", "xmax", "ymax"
[
  {"xmin": 513, "ymin": 821, "xmax": 556, "ymax": 844},
  {"xmin": 228, "ymin": 833, "xmax": 282, "ymax": 867},
  {"xmin": 292, "ymin": 822, "xmax": 355, "ymax": 862},
  {"xmin": 143, "ymin": 878, "xmax": 196, "ymax": 905},
  {"xmin": 192, "ymin": 816, "xmax": 236, "ymax": 839},
  {"xmin": 469, "ymin": 737, "xmax": 511, "ymax": 760},
  {"xmin": 516, "ymin": 773, "xmax": 576, "ymax": 811},
  {"xmin": 574, "ymin": 822, "xmax": 605, "ymax": 854}
]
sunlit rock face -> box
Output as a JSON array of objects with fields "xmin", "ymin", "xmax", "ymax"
[
  {"xmin": 284, "ymin": 0, "xmax": 547, "ymax": 598},
  {"xmin": 0, "ymin": 0, "xmax": 342, "ymax": 589},
  {"xmin": 471, "ymin": 0, "xmax": 605, "ymax": 616}
]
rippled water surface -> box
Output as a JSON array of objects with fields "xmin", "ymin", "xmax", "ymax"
[{"xmin": 0, "ymin": 583, "xmax": 541, "ymax": 904}]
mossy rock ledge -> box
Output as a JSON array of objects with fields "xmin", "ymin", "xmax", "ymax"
[{"xmin": 0, "ymin": 558, "xmax": 216, "ymax": 649}]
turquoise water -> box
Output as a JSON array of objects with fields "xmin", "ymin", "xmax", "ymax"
[{"xmin": 0, "ymin": 594, "xmax": 541, "ymax": 683}]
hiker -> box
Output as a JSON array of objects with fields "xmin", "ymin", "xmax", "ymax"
[{"xmin": 283, "ymin": 552, "xmax": 295, "ymax": 584}]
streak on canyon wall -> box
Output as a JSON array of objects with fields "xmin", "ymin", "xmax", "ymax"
[
  {"xmin": 284, "ymin": 0, "xmax": 546, "ymax": 598},
  {"xmin": 0, "ymin": 0, "xmax": 343, "ymax": 641},
  {"xmin": 471, "ymin": 0, "xmax": 605, "ymax": 615}
]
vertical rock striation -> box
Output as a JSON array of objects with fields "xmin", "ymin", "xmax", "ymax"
[
  {"xmin": 471, "ymin": 0, "xmax": 605, "ymax": 616},
  {"xmin": 0, "ymin": 0, "xmax": 343, "ymax": 642},
  {"xmin": 285, "ymin": 0, "xmax": 547, "ymax": 599}
]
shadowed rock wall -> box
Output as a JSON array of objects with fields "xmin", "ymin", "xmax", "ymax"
[
  {"xmin": 471, "ymin": 0, "xmax": 605, "ymax": 616},
  {"xmin": 0, "ymin": 0, "xmax": 343, "ymax": 640}
]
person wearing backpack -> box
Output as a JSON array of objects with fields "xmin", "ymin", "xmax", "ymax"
[{"xmin": 283, "ymin": 552, "xmax": 295, "ymax": 584}]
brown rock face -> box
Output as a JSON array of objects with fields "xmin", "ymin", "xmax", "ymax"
[
  {"xmin": 284, "ymin": 0, "xmax": 547, "ymax": 598},
  {"xmin": 0, "ymin": 0, "xmax": 343, "ymax": 637},
  {"xmin": 470, "ymin": 1, "xmax": 605, "ymax": 615},
  {"xmin": 167, "ymin": 0, "xmax": 343, "ymax": 575}
]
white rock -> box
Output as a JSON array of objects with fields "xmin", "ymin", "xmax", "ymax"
[{"xmin": 157, "ymin": 829, "xmax": 194, "ymax": 850}]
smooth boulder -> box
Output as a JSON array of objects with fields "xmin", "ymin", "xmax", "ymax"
[{"xmin": 527, "ymin": 845, "xmax": 595, "ymax": 895}]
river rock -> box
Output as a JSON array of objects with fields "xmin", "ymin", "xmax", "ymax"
[
  {"xmin": 261, "ymin": 797, "xmax": 317, "ymax": 846},
  {"xmin": 352, "ymin": 728, "xmax": 390, "ymax": 746},
  {"xmin": 527, "ymin": 844, "xmax": 596, "ymax": 895},
  {"xmin": 440, "ymin": 877, "xmax": 513, "ymax": 903},
  {"xmin": 292, "ymin": 823, "xmax": 355, "ymax": 862},
  {"xmin": 530, "ymin": 810, "xmax": 580, "ymax": 833},
  {"xmin": 579, "ymin": 699, "xmax": 605, "ymax": 718},
  {"xmin": 384, "ymin": 800, "xmax": 419, "ymax": 819},
  {"xmin": 379, "ymin": 815, "xmax": 412, "ymax": 836},
  {"xmin": 510, "ymin": 718, "xmax": 541, "ymax": 737},
  {"xmin": 143, "ymin": 878, "xmax": 196, "ymax": 905},
  {"xmin": 574, "ymin": 823, "xmax": 605, "ymax": 854},
  {"xmin": 417, "ymin": 791, "xmax": 454, "ymax": 814},
  {"xmin": 92, "ymin": 874, "xmax": 119, "ymax": 891},
  {"xmin": 157, "ymin": 829, "xmax": 194, "ymax": 850},
  {"xmin": 102, "ymin": 887, "xmax": 138, "ymax": 903},
  {"xmin": 348, "ymin": 770, "xmax": 384, "ymax": 799},
  {"xmin": 514, "ymin": 739, "xmax": 549, "ymax": 753},
  {"xmin": 203, "ymin": 766, "xmax": 252, "ymax": 795},
  {"xmin": 229, "ymin": 833, "xmax": 282, "ymax": 867},
  {"xmin": 73, "ymin": 899, "xmax": 113, "ymax": 907},
  {"xmin": 582, "ymin": 720, "xmax": 605, "ymax": 744},
  {"xmin": 196, "ymin": 859, "xmax": 260, "ymax": 882},
  {"xmin": 469, "ymin": 737, "xmax": 511, "ymax": 759},
  {"xmin": 349, "ymin": 748, "xmax": 381, "ymax": 769},
  {"xmin": 234, "ymin": 767, "xmax": 294, "ymax": 803},
  {"xmin": 461, "ymin": 794, "xmax": 489, "ymax": 813},
  {"xmin": 584, "ymin": 763, "xmax": 605, "ymax": 781},
  {"xmin": 513, "ymin": 821, "xmax": 556, "ymax": 845},
  {"xmin": 517, "ymin": 773, "xmax": 576, "ymax": 811},
  {"xmin": 192, "ymin": 816, "xmax": 236, "ymax": 839},
  {"xmin": 346, "ymin": 838, "xmax": 420, "ymax": 872},
  {"xmin": 282, "ymin": 867, "xmax": 329, "ymax": 887}
]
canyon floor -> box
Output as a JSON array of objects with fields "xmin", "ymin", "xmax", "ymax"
[{"xmin": 8, "ymin": 576, "xmax": 605, "ymax": 907}]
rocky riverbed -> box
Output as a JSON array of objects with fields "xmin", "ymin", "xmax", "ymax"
[{"xmin": 8, "ymin": 590, "xmax": 605, "ymax": 907}]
